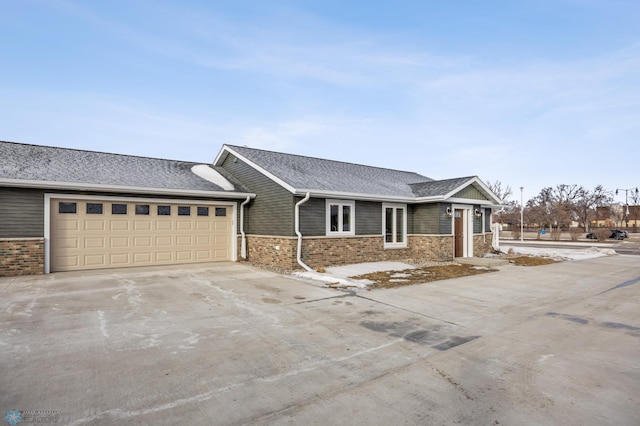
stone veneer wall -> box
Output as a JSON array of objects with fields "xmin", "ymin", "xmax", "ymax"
[
  {"xmin": 473, "ymin": 233, "xmax": 494, "ymax": 257},
  {"xmin": 0, "ymin": 238, "xmax": 45, "ymax": 276},
  {"xmin": 239, "ymin": 234, "xmax": 457, "ymax": 271}
]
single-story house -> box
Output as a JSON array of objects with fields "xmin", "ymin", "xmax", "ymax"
[{"xmin": 0, "ymin": 141, "xmax": 502, "ymax": 276}]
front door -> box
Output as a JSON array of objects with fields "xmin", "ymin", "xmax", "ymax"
[{"xmin": 454, "ymin": 209, "xmax": 464, "ymax": 257}]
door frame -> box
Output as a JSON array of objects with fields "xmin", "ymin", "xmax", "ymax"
[
  {"xmin": 44, "ymin": 193, "xmax": 238, "ymax": 274},
  {"xmin": 451, "ymin": 204, "xmax": 474, "ymax": 258}
]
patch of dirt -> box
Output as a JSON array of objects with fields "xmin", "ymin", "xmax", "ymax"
[
  {"xmin": 508, "ymin": 256, "xmax": 559, "ymax": 266},
  {"xmin": 350, "ymin": 264, "xmax": 498, "ymax": 289}
]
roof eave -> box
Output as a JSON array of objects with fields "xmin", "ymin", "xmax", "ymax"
[{"xmin": 0, "ymin": 178, "xmax": 256, "ymax": 199}]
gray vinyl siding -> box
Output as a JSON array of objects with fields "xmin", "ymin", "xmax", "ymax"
[
  {"xmin": 0, "ymin": 188, "xmax": 45, "ymax": 237},
  {"xmin": 439, "ymin": 204, "xmax": 453, "ymax": 234},
  {"xmin": 355, "ymin": 201, "xmax": 382, "ymax": 235},
  {"xmin": 299, "ymin": 199, "xmax": 382, "ymax": 236},
  {"xmin": 412, "ymin": 204, "xmax": 440, "ymax": 234},
  {"xmin": 484, "ymin": 208, "xmax": 492, "ymax": 232},
  {"xmin": 473, "ymin": 208, "xmax": 483, "ymax": 233},
  {"xmin": 220, "ymin": 154, "xmax": 295, "ymax": 236},
  {"xmin": 299, "ymin": 197, "xmax": 325, "ymax": 236}
]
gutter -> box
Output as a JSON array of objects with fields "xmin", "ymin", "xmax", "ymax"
[
  {"xmin": 294, "ymin": 192, "xmax": 314, "ymax": 272},
  {"xmin": 239, "ymin": 195, "xmax": 251, "ymax": 259},
  {"xmin": 0, "ymin": 178, "xmax": 256, "ymax": 200}
]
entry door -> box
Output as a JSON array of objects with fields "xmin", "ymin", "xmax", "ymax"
[{"xmin": 454, "ymin": 209, "xmax": 464, "ymax": 257}]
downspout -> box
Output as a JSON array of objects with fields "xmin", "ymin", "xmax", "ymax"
[
  {"xmin": 240, "ymin": 195, "xmax": 251, "ymax": 259},
  {"xmin": 295, "ymin": 192, "xmax": 314, "ymax": 272}
]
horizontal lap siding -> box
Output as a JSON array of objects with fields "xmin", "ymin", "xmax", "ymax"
[
  {"xmin": 355, "ymin": 201, "xmax": 381, "ymax": 235},
  {"xmin": 299, "ymin": 198, "xmax": 325, "ymax": 236},
  {"xmin": 0, "ymin": 188, "xmax": 45, "ymax": 237},
  {"xmin": 221, "ymin": 155, "xmax": 295, "ymax": 236},
  {"xmin": 413, "ymin": 203, "xmax": 440, "ymax": 234}
]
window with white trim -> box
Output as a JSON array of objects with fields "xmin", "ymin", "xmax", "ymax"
[
  {"xmin": 326, "ymin": 200, "xmax": 355, "ymax": 235},
  {"xmin": 383, "ymin": 203, "xmax": 407, "ymax": 248}
]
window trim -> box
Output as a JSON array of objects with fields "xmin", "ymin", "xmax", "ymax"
[
  {"xmin": 325, "ymin": 199, "xmax": 355, "ymax": 236},
  {"xmin": 382, "ymin": 203, "xmax": 407, "ymax": 248}
]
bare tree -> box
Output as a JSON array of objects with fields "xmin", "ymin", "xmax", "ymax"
[
  {"xmin": 486, "ymin": 180, "xmax": 513, "ymax": 202},
  {"xmin": 572, "ymin": 185, "xmax": 612, "ymax": 232}
]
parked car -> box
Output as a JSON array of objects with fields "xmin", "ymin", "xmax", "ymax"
[
  {"xmin": 611, "ymin": 230, "xmax": 628, "ymax": 239},
  {"xmin": 586, "ymin": 230, "xmax": 628, "ymax": 240}
]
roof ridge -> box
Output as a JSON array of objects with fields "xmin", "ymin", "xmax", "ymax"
[
  {"xmin": 0, "ymin": 140, "xmax": 200, "ymax": 164},
  {"xmin": 225, "ymin": 144, "xmax": 432, "ymax": 179}
]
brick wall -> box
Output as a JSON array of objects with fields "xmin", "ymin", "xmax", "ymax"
[
  {"xmin": 0, "ymin": 238, "xmax": 45, "ymax": 276},
  {"xmin": 240, "ymin": 234, "xmax": 457, "ymax": 271}
]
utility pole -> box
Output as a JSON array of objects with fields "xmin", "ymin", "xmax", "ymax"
[
  {"xmin": 520, "ymin": 187, "xmax": 524, "ymax": 242},
  {"xmin": 616, "ymin": 187, "xmax": 639, "ymax": 231}
]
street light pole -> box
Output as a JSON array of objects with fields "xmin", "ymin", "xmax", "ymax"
[
  {"xmin": 520, "ymin": 187, "xmax": 524, "ymax": 242},
  {"xmin": 615, "ymin": 187, "xmax": 639, "ymax": 231}
]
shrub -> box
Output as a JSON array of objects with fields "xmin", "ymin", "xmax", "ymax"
[
  {"xmin": 512, "ymin": 228, "xmax": 521, "ymax": 240},
  {"xmin": 593, "ymin": 228, "xmax": 611, "ymax": 242},
  {"xmin": 569, "ymin": 227, "xmax": 582, "ymax": 241},
  {"xmin": 550, "ymin": 230, "xmax": 562, "ymax": 241}
]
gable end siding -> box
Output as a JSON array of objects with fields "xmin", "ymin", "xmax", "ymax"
[
  {"xmin": 0, "ymin": 188, "xmax": 45, "ymax": 237},
  {"xmin": 452, "ymin": 184, "xmax": 489, "ymax": 201},
  {"xmin": 220, "ymin": 155, "xmax": 295, "ymax": 236}
]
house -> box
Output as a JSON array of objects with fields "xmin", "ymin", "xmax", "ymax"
[
  {"xmin": 0, "ymin": 141, "xmax": 502, "ymax": 276},
  {"xmin": 595, "ymin": 204, "xmax": 640, "ymax": 229}
]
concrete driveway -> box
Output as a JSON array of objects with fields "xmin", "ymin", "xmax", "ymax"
[{"xmin": 1, "ymin": 257, "xmax": 639, "ymax": 425}]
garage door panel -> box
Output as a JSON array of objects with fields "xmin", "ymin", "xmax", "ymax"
[
  {"xmin": 51, "ymin": 199, "xmax": 232, "ymax": 272},
  {"xmin": 56, "ymin": 238, "xmax": 79, "ymax": 249},
  {"xmin": 156, "ymin": 236, "xmax": 173, "ymax": 246},
  {"xmin": 84, "ymin": 255, "xmax": 105, "ymax": 267},
  {"xmin": 85, "ymin": 220, "xmax": 105, "ymax": 231},
  {"xmin": 177, "ymin": 221, "xmax": 192, "ymax": 231},
  {"xmin": 110, "ymin": 220, "xmax": 130, "ymax": 231},
  {"xmin": 85, "ymin": 237, "xmax": 105, "ymax": 249},
  {"xmin": 134, "ymin": 236, "xmax": 152, "ymax": 247},
  {"xmin": 110, "ymin": 253, "xmax": 130, "ymax": 265},
  {"xmin": 134, "ymin": 220, "xmax": 152, "ymax": 231},
  {"xmin": 155, "ymin": 252, "xmax": 173, "ymax": 262},
  {"xmin": 156, "ymin": 221, "xmax": 173, "ymax": 231}
]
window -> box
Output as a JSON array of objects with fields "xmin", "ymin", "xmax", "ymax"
[
  {"xmin": 326, "ymin": 200, "xmax": 355, "ymax": 235},
  {"xmin": 197, "ymin": 207, "xmax": 209, "ymax": 216},
  {"xmin": 178, "ymin": 206, "xmax": 191, "ymax": 216},
  {"xmin": 112, "ymin": 204, "xmax": 127, "ymax": 215},
  {"xmin": 86, "ymin": 203, "xmax": 103, "ymax": 214},
  {"xmin": 383, "ymin": 204, "xmax": 407, "ymax": 248},
  {"xmin": 215, "ymin": 207, "xmax": 227, "ymax": 217},
  {"xmin": 135, "ymin": 205, "xmax": 150, "ymax": 215},
  {"xmin": 59, "ymin": 202, "xmax": 77, "ymax": 214},
  {"xmin": 157, "ymin": 205, "xmax": 171, "ymax": 216}
]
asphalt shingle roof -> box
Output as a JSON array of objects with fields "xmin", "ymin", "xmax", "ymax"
[
  {"xmin": 409, "ymin": 177, "xmax": 476, "ymax": 198},
  {"xmin": 226, "ymin": 145, "xmax": 437, "ymax": 198},
  {"xmin": 0, "ymin": 141, "xmax": 249, "ymax": 194}
]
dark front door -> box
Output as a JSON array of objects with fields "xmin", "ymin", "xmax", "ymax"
[{"xmin": 454, "ymin": 209, "xmax": 464, "ymax": 257}]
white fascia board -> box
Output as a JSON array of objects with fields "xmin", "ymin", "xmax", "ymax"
[
  {"xmin": 215, "ymin": 145, "xmax": 297, "ymax": 194},
  {"xmin": 0, "ymin": 178, "xmax": 256, "ymax": 199},
  {"xmin": 295, "ymin": 189, "xmax": 415, "ymax": 203}
]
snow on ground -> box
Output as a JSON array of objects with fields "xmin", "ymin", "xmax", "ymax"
[{"xmin": 500, "ymin": 245, "xmax": 617, "ymax": 261}]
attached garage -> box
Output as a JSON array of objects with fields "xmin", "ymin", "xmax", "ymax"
[{"xmin": 48, "ymin": 196, "xmax": 235, "ymax": 272}]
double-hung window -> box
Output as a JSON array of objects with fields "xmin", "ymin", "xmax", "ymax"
[
  {"xmin": 326, "ymin": 200, "xmax": 355, "ymax": 235},
  {"xmin": 383, "ymin": 203, "xmax": 407, "ymax": 248}
]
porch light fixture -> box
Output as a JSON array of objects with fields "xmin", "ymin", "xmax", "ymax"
[
  {"xmin": 474, "ymin": 208, "xmax": 482, "ymax": 217},
  {"xmin": 446, "ymin": 207, "xmax": 452, "ymax": 217}
]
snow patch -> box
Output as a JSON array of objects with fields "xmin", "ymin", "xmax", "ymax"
[
  {"xmin": 292, "ymin": 271, "xmax": 369, "ymax": 289},
  {"xmin": 191, "ymin": 165, "xmax": 235, "ymax": 190},
  {"xmin": 501, "ymin": 245, "xmax": 615, "ymax": 260}
]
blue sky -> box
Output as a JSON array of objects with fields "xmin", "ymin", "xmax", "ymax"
[{"xmin": 2, "ymin": 0, "xmax": 639, "ymax": 202}]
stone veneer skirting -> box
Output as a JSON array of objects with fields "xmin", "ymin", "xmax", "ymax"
[
  {"xmin": 0, "ymin": 238, "xmax": 45, "ymax": 277},
  {"xmin": 236, "ymin": 234, "xmax": 494, "ymax": 271}
]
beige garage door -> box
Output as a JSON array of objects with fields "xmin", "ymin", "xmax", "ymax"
[{"xmin": 50, "ymin": 198, "xmax": 233, "ymax": 272}]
